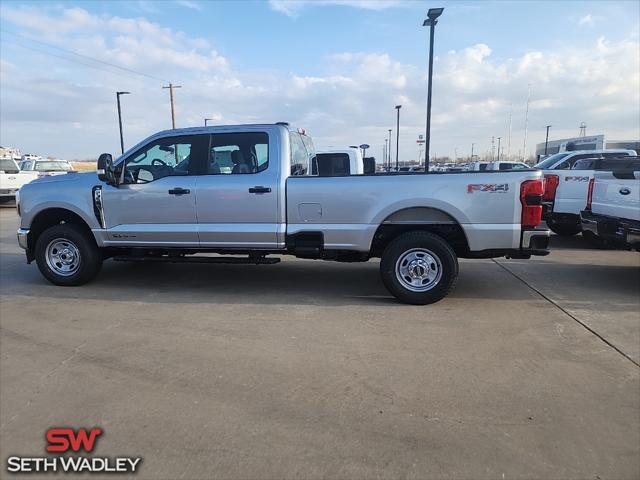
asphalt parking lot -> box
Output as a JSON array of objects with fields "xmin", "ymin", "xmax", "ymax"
[{"xmin": 1, "ymin": 206, "xmax": 638, "ymax": 479}]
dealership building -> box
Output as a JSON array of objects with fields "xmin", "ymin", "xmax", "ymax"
[{"xmin": 536, "ymin": 135, "xmax": 639, "ymax": 158}]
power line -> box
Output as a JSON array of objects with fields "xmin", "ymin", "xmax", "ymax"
[{"xmin": 0, "ymin": 27, "xmax": 168, "ymax": 83}]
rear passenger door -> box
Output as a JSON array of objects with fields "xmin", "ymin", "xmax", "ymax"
[{"xmin": 195, "ymin": 130, "xmax": 281, "ymax": 248}]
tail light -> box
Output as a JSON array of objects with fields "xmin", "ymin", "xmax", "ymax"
[
  {"xmin": 542, "ymin": 174, "xmax": 559, "ymax": 202},
  {"xmin": 586, "ymin": 177, "xmax": 595, "ymax": 211},
  {"xmin": 520, "ymin": 179, "xmax": 544, "ymax": 228}
]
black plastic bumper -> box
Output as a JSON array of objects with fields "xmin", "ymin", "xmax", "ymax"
[{"xmin": 581, "ymin": 210, "xmax": 640, "ymax": 248}]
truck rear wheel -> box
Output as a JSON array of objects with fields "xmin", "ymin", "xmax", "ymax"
[
  {"xmin": 35, "ymin": 224, "xmax": 102, "ymax": 286},
  {"xmin": 380, "ymin": 231, "xmax": 458, "ymax": 305}
]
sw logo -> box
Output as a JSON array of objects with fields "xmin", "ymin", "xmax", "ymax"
[
  {"xmin": 467, "ymin": 183, "xmax": 510, "ymax": 193},
  {"xmin": 46, "ymin": 427, "xmax": 103, "ymax": 453},
  {"xmin": 5, "ymin": 427, "xmax": 142, "ymax": 474}
]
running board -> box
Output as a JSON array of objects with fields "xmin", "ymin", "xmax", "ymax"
[{"xmin": 113, "ymin": 255, "xmax": 280, "ymax": 265}]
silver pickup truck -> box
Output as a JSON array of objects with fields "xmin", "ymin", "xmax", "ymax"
[{"xmin": 16, "ymin": 123, "xmax": 550, "ymax": 304}]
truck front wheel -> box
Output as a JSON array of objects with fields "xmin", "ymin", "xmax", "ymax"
[
  {"xmin": 380, "ymin": 231, "xmax": 458, "ymax": 305},
  {"xmin": 35, "ymin": 224, "xmax": 102, "ymax": 286}
]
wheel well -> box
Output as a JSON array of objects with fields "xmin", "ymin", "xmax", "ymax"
[
  {"xmin": 29, "ymin": 208, "xmax": 93, "ymax": 250},
  {"xmin": 370, "ymin": 223, "xmax": 469, "ymax": 257}
]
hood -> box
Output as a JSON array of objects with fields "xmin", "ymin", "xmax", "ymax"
[{"xmin": 30, "ymin": 171, "xmax": 96, "ymax": 185}]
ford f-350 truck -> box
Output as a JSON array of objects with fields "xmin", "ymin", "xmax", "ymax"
[{"xmin": 16, "ymin": 124, "xmax": 549, "ymax": 304}]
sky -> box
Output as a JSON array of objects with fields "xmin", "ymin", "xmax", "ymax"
[{"xmin": 0, "ymin": 0, "xmax": 639, "ymax": 161}]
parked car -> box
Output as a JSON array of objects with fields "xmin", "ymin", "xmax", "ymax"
[
  {"xmin": 538, "ymin": 150, "xmax": 636, "ymax": 235},
  {"xmin": 0, "ymin": 159, "xmax": 38, "ymax": 202},
  {"xmin": 19, "ymin": 159, "xmax": 75, "ymax": 176},
  {"xmin": 486, "ymin": 161, "xmax": 530, "ymax": 171},
  {"xmin": 315, "ymin": 148, "xmax": 363, "ymax": 176},
  {"xmin": 16, "ymin": 123, "xmax": 550, "ymax": 304},
  {"xmin": 467, "ymin": 162, "xmax": 489, "ymax": 171},
  {"xmin": 581, "ymin": 163, "xmax": 640, "ymax": 250}
]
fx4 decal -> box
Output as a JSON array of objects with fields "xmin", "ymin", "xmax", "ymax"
[
  {"xmin": 467, "ymin": 183, "xmax": 510, "ymax": 193},
  {"xmin": 564, "ymin": 176, "xmax": 589, "ymax": 182}
]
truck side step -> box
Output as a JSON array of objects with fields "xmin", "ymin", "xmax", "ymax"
[{"xmin": 113, "ymin": 255, "xmax": 281, "ymax": 265}]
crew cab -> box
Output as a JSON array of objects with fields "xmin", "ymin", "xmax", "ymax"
[
  {"xmin": 16, "ymin": 124, "xmax": 550, "ymax": 305},
  {"xmin": 19, "ymin": 158, "xmax": 75, "ymax": 176},
  {"xmin": 536, "ymin": 149, "xmax": 636, "ymax": 235},
  {"xmin": 581, "ymin": 162, "xmax": 640, "ymax": 250},
  {"xmin": 0, "ymin": 159, "xmax": 38, "ymax": 201}
]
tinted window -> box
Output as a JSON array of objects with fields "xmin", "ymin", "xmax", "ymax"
[
  {"xmin": 208, "ymin": 132, "xmax": 269, "ymax": 175},
  {"xmin": 499, "ymin": 163, "xmax": 514, "ymax": 170},
  {"xmin": 572, "ymin": 159, "xmax": 595, "ymax": 170},
  {"xmin": 0, "ymin": 159, "xmax": 19, "ymax": 173},
  {"xmin": 316, "ymin": 153, "xmax": 350, "ymax": 176},
  {"xmin": 123, "ymin": 135, "xmax": 207, "ymax": 184}
]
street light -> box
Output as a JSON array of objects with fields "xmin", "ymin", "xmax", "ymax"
[
  {"xmin": 497, "ymin": 137, "xmax": 502, "ymax": 161},
  {"xmin": 423, "ymin": 7, "xmax": 444, "ymax": 173},
  {"xmin": 116, "ymin": 91, "xmax": 130, "ymax": 155},
  {"xmin": 544, "ymin": 125, "xmax": 552, "ymax": 155},
  {"xmin": 395, "ymin": 105, "xmax": 402, "ymax": 171},
  {"xmin": 204, "ymin": 118, "xmax": 214, "ymax": 126}
]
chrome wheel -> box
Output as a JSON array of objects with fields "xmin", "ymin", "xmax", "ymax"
[
  {"xmin": 395, "ymin": 248, "xmax": 442, "ymax": 292},
  {"xmin": 45, "ymin": 238, "xmax": 81, "ymax": 277}
]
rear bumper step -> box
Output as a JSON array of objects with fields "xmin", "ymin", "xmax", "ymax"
[{"xmin": 113, "ymin": 255, "xmax": 281, "ymax": 265}]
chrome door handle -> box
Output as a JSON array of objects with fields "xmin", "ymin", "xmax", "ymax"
[{"xmin": 249, "ymin": 186, "xmax": 271, "ymax": 194}]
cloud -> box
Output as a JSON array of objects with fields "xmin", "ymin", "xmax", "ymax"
[
  {"xmin": 268, "ymin": 0, "xmax": 404, "ymax": 17},
  {"xmin": 578, "ymin": 14, "xmax": 595, "ymax": 27},
  {"xmin": 0, "ymin": 6, "xmax": 638, "ymax": 162},
  {"xmin": 175, "ymin": 0, "xmax": 203, "ymax": 11}
]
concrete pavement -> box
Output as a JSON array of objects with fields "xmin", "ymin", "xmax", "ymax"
[{"xmin": 1, "ymin": 208, "xmax": 638, "ymax": 479}]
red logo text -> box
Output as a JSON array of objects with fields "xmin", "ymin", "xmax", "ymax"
[{"xmin": 46, "ymin": 428, "xmax": 103, "ymax": 453}]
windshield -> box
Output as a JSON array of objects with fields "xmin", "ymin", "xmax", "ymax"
[
  {"xmin": 535, "ymin": 152, "xmax": 570, "ymax": 169},
  {"xmin": 0, "ymin": 159, "xmax": 19, "ymax": 172},
  {"xmin": 289, "ymin": 130, "xmax": 317, "ymax": 176},
  {"xmin": 35, "ymin": 161, "xmax": 73, "ymax": 172}
]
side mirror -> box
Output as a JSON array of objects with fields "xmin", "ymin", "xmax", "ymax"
[{"xmin": 97, "ymin": 153, "xmax": 117, "ymax": 185}]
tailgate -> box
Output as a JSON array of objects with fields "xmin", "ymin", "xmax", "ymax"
[{"xmin": 592, "ymin": 171, "xmax": 640, "ymax": 221}]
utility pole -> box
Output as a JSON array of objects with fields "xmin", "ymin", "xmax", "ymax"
[
  {"xmin": 387, "ymin": 129, "xmax": 392, "ymax": 171},
  {"xmin": 383, "ymin": 139, "xmax": 388, "ymax": 171},
  {"xmin": 162, "ymin": 83, "xmax": 182, "ymax": 129},
  {"xmin": 544, "ymin": 125, "xmax": 551, "ymax": 155},
  {"xmin": 496, "ymin": 137, "xmax": 502, "ymax": 161},
  {"xmin": 491, "ymin": 136, "xmax": 495, "ymax": 161},
  {"xmin": 523, "ymin": 83, "xmax": 531, "ymax": 161},
  {"xmin": 507, "ymin": 103, "xmax": 512, "ymax": 160},
  {"xmin": 423, "ymin": 8, "xmax": 444, "ymax": 172},
  {"xmin": 470, "ymin": 142, "xmax": 475, "ymax": 161},
  {"xmin": 395, "ymin": 105, "xmax": 402, "ymax": 171},
  {"xmin": 116, "ymin": 91, "xmax": 130, "ymax": 155}
]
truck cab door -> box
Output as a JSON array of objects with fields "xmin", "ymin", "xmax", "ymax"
[
  {"xmin": 195, "ymin": 130, "xmax": 281, "ymax": 249},
  {"xmin": 100, "ymin": 134, "xmax": 208, "ymax": 247}
]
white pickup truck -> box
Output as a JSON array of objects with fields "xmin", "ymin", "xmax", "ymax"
[
  {"xmin": 16, "ymin": 124, "xmax": 550, "ymax": 304},
  {"xmin": 315, "ymin": 148, "xmax": 364, "ymax": 175},
  {"xmin": 0, "ymin": 159, "xmax": 38, "ymax": 202},
  {"xmin": 581, "ymin": 160, "xmax": 640, "ymax": 249},
  {"xmin": 535, "ymin": 149, "xmax": 636, "ymax": 235}
]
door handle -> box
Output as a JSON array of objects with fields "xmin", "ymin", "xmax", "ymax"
[
  {"xmin": 168, "ymin": 187, "xmax": 191, "ymax": 195},
  {"xmin": 249, "ymin": 186, "xmax": 272, "ymax": 194}
]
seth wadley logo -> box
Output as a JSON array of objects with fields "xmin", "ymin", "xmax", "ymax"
[{"xmin": 6, "ymin": 427, "xmax": 142, "ymax": 474}]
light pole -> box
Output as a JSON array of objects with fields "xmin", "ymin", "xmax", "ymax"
[
  {"xmin": 395, "ymin": 105, "xmax": 401, "ymax": 171},
  {"xmin": 470, "ymin": 142, "xmax": 475, "ymax": 162},
  {"xmin": 384, "ymin": 138, "xmax": 388, "ymax": 169},
  {"xmin": 204, "ymin": 118, "xmax": 214, "ymax": 126},
  {"xmin": 497, "ymin": 137, "xmax": 502, "ymax": 161},
  {"xmin": 423, "ymin": 7, "xmax": 444, "ymax": 173},
  {"xmin": 116, "ymin": 91, "xmax": 130, "ymax": 155},
  {"xmin": 544, "ymin": 125, "xmax": 551, "ymax": 155},
  {"xmin": 387, "ymin": 129, "xmax": 392, "ymax": 171}
]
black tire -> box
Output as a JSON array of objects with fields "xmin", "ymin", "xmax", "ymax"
[
  {"xmin": 380, "ymin": 231, "xmax": 458, "ymax": 305},
  {"xmin": 35, "ymin": 223, "xmax": 102, "ymax": 286},
  {"xmin": 547, "ymin": 218, "xmax": 581, "ymax": 236}
]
